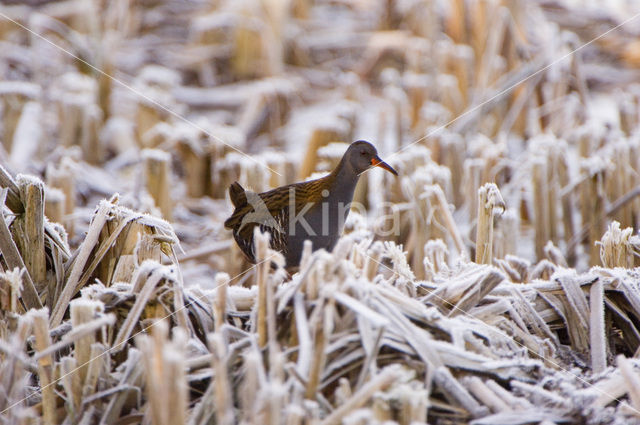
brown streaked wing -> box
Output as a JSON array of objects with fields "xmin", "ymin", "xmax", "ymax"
[{"xmin": 225, "ymin": 174, "xmax": 334, "ymax": 263}]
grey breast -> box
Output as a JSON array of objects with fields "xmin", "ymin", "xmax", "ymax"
[{"xmin": 285, "ymin": 185, "xmax": 356, "ymax": 267}]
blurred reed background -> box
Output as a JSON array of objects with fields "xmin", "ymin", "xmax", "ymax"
[{"xmin": 2, "ymin": 0, "xmax": 640, "ymax": 424}]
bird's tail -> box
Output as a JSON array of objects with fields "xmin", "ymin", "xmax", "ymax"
[
  {"xmin": 224, "ymin": 182, "xmax": 247, "ymax": 230},
  {"xmin": 228, "ymin": 181, "xmax": 247, "ymax": 207}
]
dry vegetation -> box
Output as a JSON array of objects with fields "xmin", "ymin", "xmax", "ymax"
[{"xmin": 2, "ymin": 0, "xmax": 640, "ymax": 424}]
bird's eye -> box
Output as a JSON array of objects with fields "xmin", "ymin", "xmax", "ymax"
[{"xmin": 360, "ymin": 151, "xmax": 366, "ymax": 156}]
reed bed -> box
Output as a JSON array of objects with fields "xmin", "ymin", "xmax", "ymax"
[{"xmin": 2, "ymin": 0, "xmax": 640, "ymax": 424}]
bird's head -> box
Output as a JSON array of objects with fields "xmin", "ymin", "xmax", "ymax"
[{"xmin": 347, "ymin": 140, "xmax": 398, "ymax": 176}]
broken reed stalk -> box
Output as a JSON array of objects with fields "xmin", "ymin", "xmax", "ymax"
[
  {"xmin": 58, "ymin": 98, "xmax": 81, "ymax": 149},
  {"xmin": 32, "ymin": 309, "xmax": 56, "ymax": 425},
  {"xmin": 598, "ymin": 221, "xmax": 637, "ymax": 268},
  {"xmin": 134, "ymin": 232, "xmax": 162, "ymax": 265},
  {"xmin": 62, "ymin": 355, "xmax": 82, "ymax": 416},
  {"xmin": 80, "ymin": 105, "xmax": 103, "ymax": 164},
  {"xmin": 544, "ymin": 240, "xmax": 568, "ymax": 268},
  {"xmin": 589, "ymin": 373, "xmax": 628, "ymax": 408},
  {"xmin": 581, "ymin": 161, "xmax": 606, "ymax": 266},
  {"xmin": 177, "ymin": 141, "xmax": 212, "ymax": 198},
  {"xmin": 0, "ymin": 268, "xmax": 22, "ymax": 313},
  {"xmin": 70, "ymin": 300, "xmax": 100, "ymax": 385},
  {"xmin": 620, "ymin": 96, "xmax": 637, "ymax": 135},
  {"xmin": 434, "ymin": 366, "xmax": 489, "ymax": 418},
  {"xmin": 142, "ymin": 149, "xmax": 173, "ymax": 221},
  {"xmin": 0, "ymin": 165, "xmax": 24, "ymax": 214},
  {"xmin": 557, "ymin": 153, "xmax": 575, "ymax": 265},
  {"xmin": 424, "ymin": 239, "xmax": 449, "ymax": 278},
  {"xmin": 210, "ymin": 333, "xmax": 234, "ymax": 425},
  {"xmin": 364, "ymin": 242, "xmax": 383, "ymax": 281},
  {"xmin": 110, "ymin": 222, "xmax": 156, "ymax": 285},
  {"xmin": 439, "ymin": 134, "xmax": 465, "ymax": 207},
  {"xmin": 464, "ymin": 376, "xmax": 511, "ymax": 413},
  {"xmin": 137, "ymin": 320, "xmax": 188, "ymax": 425},
  {"xmin": 44, "ymin": 187, "xmax": 65, "ymax": 225},
  {"xmin": 475, "ymin": 183, "xmax": 504, "ymax": 264},
  {"xmin": 408, "ymin": 180, "xmax": 430, "ymax": 279},
  {"xmin": 46, "ymin": 159, "xmax": 76, "ymax": 237},
  {"xmin": 82, "ymin": 343, "xmax": 106, "ymax": 402},
  {"xmin": 232, "ymin": 13, "xmax": 264, "ymax": 79},
  {"xmin": 255, "ymin": 228, "xmax": 270, "ymax": 348},
  {"xmin": 50, "ymin": 200, "xmax": 111, "ymax": 327},
  {"xmin": 590, "ymin": 279, "xmax": 607, "ymax": 374},
  {"xmin": 493, "ymin": 209, "xmax": 517, "ymax": 260},
  {"xmin": 617, "ymin": 355, "xmax": 640, "ymax": 412},
  {"xmin": 532, "ymin": 159, "xmax": 550, "ymax": 261},
  {"xmin": 33, "ymin": 313, "xmax": 115, "ymax": 363},
  {"xmin": 620, "ymin": 145, "xmax": 636, "ymax": 230},
  {"xmin": 239, "ymin": 349, "xmax": 260, "ymax": 423},
  {"xmin": 320, "ymin": 366, "xmax": 400, "ymax": 425},
  {"xmin": 100, "ymin": 349, "xmax": 145, "ymax": 424},
  {"xmin": 87, "ymin": 212, "xmax": 157, "ymax": 293},
  {"xmin": 266, "ymin": 267, "xmax": 279, "ymax": 362},
  {"xmin": 213, "ymin": 272, "xmax": 229, "ymax": 332},
  {"xmin": 557, "ymin": 275, "xmax": 590, "ymax": 354},
  {"xmin": 605, "ymin": 145, "xmax": 628, "ymax": 228},
  {"xmin": 431, "ymin": 184, "xmax": 466, "ymax": 258},
  {"xmin": 405, "ymin": 73, "xmax": 429, "ymax": 131},
  {"xmin": 298, "ymin": 125, "xmax": 347, "ymax": 179},
  {"xmin": 446, "ymin": 0, "xmax": 466, "ymax": 44},
  {"xmin": 464, "ymin": 158, "xmax": 484, "ymax": 222},
  {"xmin": 0, "ymin": 188, "xmax": 41, "ymax": 310},
  {"xmin": 306, "ymin": 299, "xmax": 328, "ymax": 400},
  {"xmin": 16, "ymin": 175, "xmax": 46, "ymax": 285},
  {"xmin": 1, "ymin": 92, "xmax": 28, "ymax": 153},
  {"xmin": 546, "ymin": 148, "xmax": 560, "ymax": 245},
  {"xmin": 113, "ymin": 262, "xmax": 167, "ymax": 351},
  {"xmin": 10, "ymin": 101, "xmax": 43, "ymax": 170},
  {"xmin": 112, "ymin": 235, "xmax": 140, "ymax": 284},
  {"xmin": 0, "ymin": 314, "xmax": 30, "ymax": 415}
]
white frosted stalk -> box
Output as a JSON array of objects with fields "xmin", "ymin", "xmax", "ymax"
[{"xmin": 590, "ymin": 280, "xmax": 607, "ymax": 373}]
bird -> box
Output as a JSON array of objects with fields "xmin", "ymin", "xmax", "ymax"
[{"xmin": 224, "ymin": 140, "xmax": 398, "ymax": 269}]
